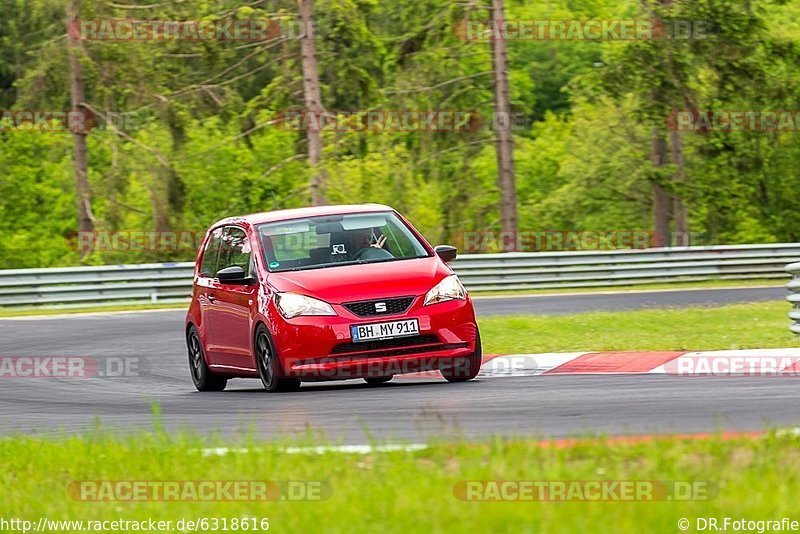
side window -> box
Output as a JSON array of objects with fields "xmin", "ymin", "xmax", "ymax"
[
  {"xmin": 199, "ymin": 228, "xmax": 223, "ymax": 277},
  {"xmin": 217, "ymin": 227, "xmax": 252, "ymax": 276}
]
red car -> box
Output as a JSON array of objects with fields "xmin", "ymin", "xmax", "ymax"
[{"xmin": 185, "ymin": 204, "xmax": 482, "ymax": 392}]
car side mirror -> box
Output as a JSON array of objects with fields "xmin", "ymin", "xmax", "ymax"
[
  {"xmin": 434, "ymin": 245, "xmax": 458, "ymax": 263},
  {"xmin": 217, "ymin": 266, "xmax": 253, "ymax": 285}
]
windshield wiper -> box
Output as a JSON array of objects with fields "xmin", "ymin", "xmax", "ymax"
[
  {"xmin": 278, "ymin": 255, "xmax": 428, "ymax": 273},
  {"xmin": 284, "ymin": 259, "xmax": 367, "ymax": 272},
  {"xmin": 360, "ymin": 255, "xmax": 430, "ymax": 264}
]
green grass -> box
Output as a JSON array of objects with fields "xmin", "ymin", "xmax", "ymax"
[
  {"xmin": 2, "ymin": 430, "xmax": 799, "ymax": 532},
  {"xmin": 479, "ymin": 301, "xmax": 798, "ymax": 354}
]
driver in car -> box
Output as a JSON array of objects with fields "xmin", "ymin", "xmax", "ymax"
[{"xmin": 349, "ymin": 228, "xmax": 393, "ymax": 261}]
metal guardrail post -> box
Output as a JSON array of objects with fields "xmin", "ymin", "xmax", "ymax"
[{"xmin": 787, "ymin": 262, "xmax": 800, "ymax": 335}]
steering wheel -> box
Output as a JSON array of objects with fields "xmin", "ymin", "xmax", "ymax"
[{"xmin": 353, "ymin": 245, "xmax": 393, "ymax": 261}]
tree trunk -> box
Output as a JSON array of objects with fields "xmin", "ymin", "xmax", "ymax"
[
  {"xmin": 669, "ymin": 129, "xmax": 688, "ymax": 244},
  {"xmin": 298, "ymin": 0, "xmax": 327, "ymax": 206},
  {"xmin": 149, "ymin": 106, "xmax": 187, "ymax": 234},
  {"xmin": 489, "ymin": 0, "xmax": 517, "ymax": 249},
  {"xmin": 651, "ymin": 127, "xmax": 671, "ymax": 247},
  {"xmin": 66, "ymin": 1, "xmax": 94, "ymax": 253}
]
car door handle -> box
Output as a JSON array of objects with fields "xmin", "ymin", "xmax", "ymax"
[{"xmin": 206, "ymin": 294, "xmax": 216, "ymax": 303}]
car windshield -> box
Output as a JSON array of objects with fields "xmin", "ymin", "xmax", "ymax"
[{"xmin": 257, "ymin": 211, "xmax": 430, "ymax": 272}]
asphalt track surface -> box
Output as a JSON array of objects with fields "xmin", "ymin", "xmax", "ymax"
[{"xmin": 0, "ymin": 285, "xmax": 796, "ymax": 442}]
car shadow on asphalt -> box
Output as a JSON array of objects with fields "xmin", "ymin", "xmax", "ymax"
[{"xmin": 214, "ymin": 378, "xmax": 473, "ymax": 394}]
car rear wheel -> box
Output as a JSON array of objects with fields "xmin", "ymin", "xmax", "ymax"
[
  {"xmin": 440, "ymin": 330, "xmax": 482, "ymax": 383},
  {"xmin": 255, "ymin": 325, "xmax": 301, "ymax": 393},
  {"xmin": 364, "ymin": 376, "xmax": 393, "ymax": 386},
  {"xmin": 187, "ymin": 326, "xmax": 227, "ymax": 392}
]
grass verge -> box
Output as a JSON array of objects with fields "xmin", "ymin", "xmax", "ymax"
[
  {"xmin": 479, "ymin": 301, "xmax": 797, "ymax": 354},
  {"xmin": 1, "ymin": 430, "xmax": 798, "ymax": 532}
]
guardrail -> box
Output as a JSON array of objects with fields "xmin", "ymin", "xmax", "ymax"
[
  {"xmin": 787, "ymin": 261, "xmax": 800, "ymax": 335},
  {"xmin": 1, "ymin": 244, "xmax": 798, "ymax": 309},
  {"xmin": 0, "ymin": 262, "xmax": 196, "ymax": 308}
]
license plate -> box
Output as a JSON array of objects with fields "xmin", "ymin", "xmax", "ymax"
[{"xmin": 350, "ymin": 319, "xmax": 419, "ymax": 342}]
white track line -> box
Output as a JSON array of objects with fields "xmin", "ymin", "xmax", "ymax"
[
  {"xmin": 196, "ymin": 430, "xmax": 800, "ymax": 456},
  {"xmin": 198, "ymin": 444, "xmax": 428, "ymax": 457}
]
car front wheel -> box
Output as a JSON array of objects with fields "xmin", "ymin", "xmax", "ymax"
[
  {"xmin": 440, "ymin": 330, "xmax": 482, "ymax": 383},
  {"xmin": 255, "ymin": 325, "xmax": 301, "ymax": 393}
]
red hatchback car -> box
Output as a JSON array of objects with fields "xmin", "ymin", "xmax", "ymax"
[{"xmin": 185, "ymin": 204, "xmax": 482, "ymax": 392}]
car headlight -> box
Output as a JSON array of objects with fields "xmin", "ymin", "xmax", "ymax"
[
  {"xmin": 275, "ymin": 292, "xmax": 336, "ymax": 319},
  {"xmin": 424, "ymin": 274, "xmax": 466, "ymax": 306}
]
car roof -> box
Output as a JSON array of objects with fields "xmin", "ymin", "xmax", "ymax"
[{"xmin": 212, "ymin": 203, "xmax": 396, "ymax": 227}]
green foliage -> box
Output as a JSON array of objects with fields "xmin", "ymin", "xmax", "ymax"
[{"xmin": 1, "ymin": 0, "xmax": 799, "ymax": 268}]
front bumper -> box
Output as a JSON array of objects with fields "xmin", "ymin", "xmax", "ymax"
[{"xmin": 271, "ymin": 296, "xmax": 478, "ymax": 380}]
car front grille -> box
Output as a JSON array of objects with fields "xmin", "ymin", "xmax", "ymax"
[
  {"xmin": 342, "ymin": 296, "xmax": 415, "ymax": 317},
  {"xmin": 331, "ymin": 334, "xmax": 440, "ymax": 355}
]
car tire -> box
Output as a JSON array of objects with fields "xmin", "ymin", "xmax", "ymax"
[
  {"xmin": 364, "ymin": 376, "xmax": 393, "ymax": 386},
  {"xmin": 440, "ymin": 329, "xmax": 482, "ymax": 383},
  {"xmin": 255, "ymin": 324, "xmax": 301, "ymax": 393},
  {"xmin": 187, "ymin": 326, "xmax": 228, "ymax": 392}
]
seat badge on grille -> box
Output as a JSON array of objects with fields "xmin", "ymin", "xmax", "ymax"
[{"xmin": 375, "ymin": 302, "xmax": 387, "ymax": 313}]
